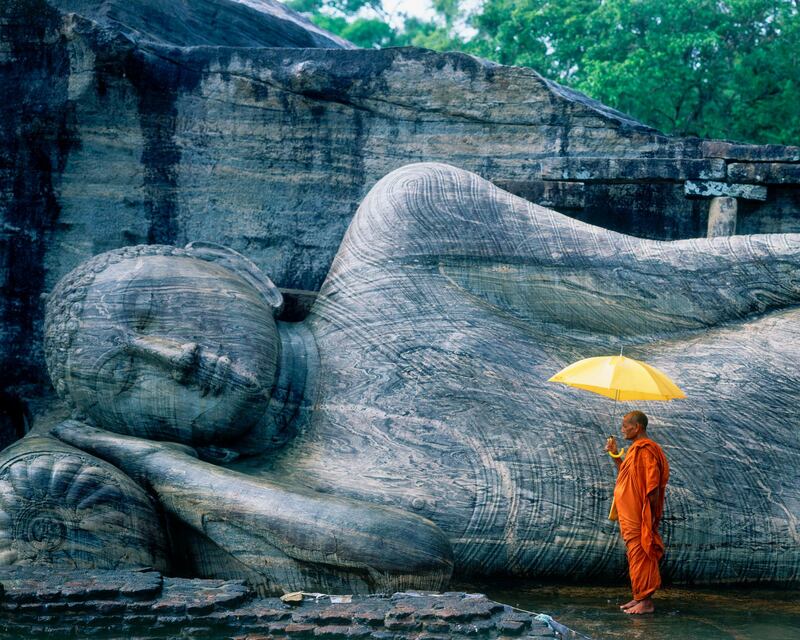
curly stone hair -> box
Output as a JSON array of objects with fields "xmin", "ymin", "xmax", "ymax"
[
  {"xmin": 44, "ymin": 242, "xmax": 283, "ymax": 414},
  {"xmin": 43, "ymin": 245, "xmax": 193, "ymax": 404}
]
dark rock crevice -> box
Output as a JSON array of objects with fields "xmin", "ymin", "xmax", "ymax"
[
  {"xmin": 0, "ymin": 0, "xmax": 77, "ymax": 395},
  {"xmin": 123, "ymin": 49, "xmax": 202, "ymax": 245}
]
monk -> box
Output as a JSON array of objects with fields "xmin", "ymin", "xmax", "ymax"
[{"xmin": 605, "ymin": 410, "xmax": 669, "ymax": 615}]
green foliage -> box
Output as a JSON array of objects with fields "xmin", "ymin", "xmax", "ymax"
[
  {"xmin": 312, "ymin": 14, "xmax": 403, "ymax": 48},
  {"xmin": 289, "ymin": 0, "xmax": 800, "ymax": 145}
]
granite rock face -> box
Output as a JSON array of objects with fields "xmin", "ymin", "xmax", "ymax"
[
  {"xmin": 47, "ymin": 0, "xmax": 355, "ymax": 48},
  {"xmin": 2, "ymin": 0, "xmax": 800, "ymax": 435},
  {"xmin": 29, "ymin": 163, "xmax": 800, "ymax": 591}
]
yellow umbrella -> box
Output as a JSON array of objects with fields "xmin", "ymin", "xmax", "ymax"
[
  {"xmin": 548, "ymin": 354, "xmax": 686, "ymax": 402},
  {"xmin": 549, "ymin": 353, "xmax": 684, "ymax": 521}
]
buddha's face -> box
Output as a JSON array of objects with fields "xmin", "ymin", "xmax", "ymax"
[{"xmin": 60, "ymin": 255, "xmax": 280, "ymax": 445}]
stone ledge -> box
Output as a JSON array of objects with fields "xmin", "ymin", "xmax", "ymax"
[
  {"xmin": 684, "ymin": 181, "xmax": 767, "ymax": 201},
  {"xmin": 0, "ymin": 569, "xmax": 576, "ymax": 639},
  {"xmin": 728, "ymin": 162, "xmax": 800, "ymax": 184},
  {"xmin": 540, "ymin": 157, "xmax": 726, "ymax": 182},
  {"xmin": 702, "ymin": 141, "xmax": 800, "ymax": 162}
]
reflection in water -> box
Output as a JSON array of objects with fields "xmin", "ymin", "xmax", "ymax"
[{"xmin": 454, "ymin": 581, "xmax": 800, "ymax": 640}]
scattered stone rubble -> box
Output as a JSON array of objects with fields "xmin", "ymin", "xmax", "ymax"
[{"xmin": 0, "ymin": 568, "xmax": 578, "ymax": 639}]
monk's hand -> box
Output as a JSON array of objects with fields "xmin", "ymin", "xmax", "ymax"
[{"xmin": 605, "ymin": 436, "xmax": 619, "ymax": 455}]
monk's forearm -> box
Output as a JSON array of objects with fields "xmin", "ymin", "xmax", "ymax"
[{"xmin": 648, "ymin": 490, "xmax": 659, "ymax": 525}]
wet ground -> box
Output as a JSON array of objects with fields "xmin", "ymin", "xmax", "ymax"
[{"xmin": 456, "ymin": 581, "xmax": 800, "ymax": 640}]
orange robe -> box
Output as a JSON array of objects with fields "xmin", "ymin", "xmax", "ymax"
[{"xmin": 613, "ymin": 438, "xmax": 669, "ymax": 601}]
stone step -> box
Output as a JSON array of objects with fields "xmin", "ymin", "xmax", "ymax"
[{"xmin": 0, "ymin": 568, "xmax": 569, "ymax": 639}]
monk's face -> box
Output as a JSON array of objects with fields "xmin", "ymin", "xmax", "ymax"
[
  {"xmin": 621, "ymin": 418, "xmax": 643, "ymax": 440},
  {"xmin": 62, "ymin": 255, "xmax": 280, "ymax": 445}
]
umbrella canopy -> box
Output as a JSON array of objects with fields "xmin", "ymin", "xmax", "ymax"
[{"xmin": 548, "ymin": 355, "xmax": 686, "ymax": 401}]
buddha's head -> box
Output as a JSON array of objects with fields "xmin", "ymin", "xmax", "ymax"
[{"xmin": 44, "ymin": 243, "xmax": 284, "ymax": 446}]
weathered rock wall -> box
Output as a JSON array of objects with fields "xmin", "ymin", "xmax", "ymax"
[{"xmin": 1, "ymin": 0, "xmax": 799, "ymax": 424}]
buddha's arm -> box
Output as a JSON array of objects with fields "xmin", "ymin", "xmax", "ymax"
[{"xmin": 51, "ymin": 421, "xmax": 453, "ymax": 594}]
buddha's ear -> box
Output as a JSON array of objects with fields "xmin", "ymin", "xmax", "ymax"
[{"xmin": 185, "ymin": 242, "xmax": 283, "ymax": 315}]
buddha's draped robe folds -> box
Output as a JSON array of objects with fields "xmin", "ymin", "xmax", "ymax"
[{"xmin": 614, "ymin": 439, "xmax": 670, "ymax": 600}]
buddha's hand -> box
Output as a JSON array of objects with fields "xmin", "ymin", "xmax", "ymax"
[{"xmin": 51, "ymin": 422, "xmax": 454, "ymax": 595}]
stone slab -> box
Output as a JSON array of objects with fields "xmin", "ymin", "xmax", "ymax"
[
  {"xmin": 702, "ymin": 141, "xmax": 800, "ymax": 162},
  {"xmin": 728, "ymin": 162, "xmax": 800, "ymax": 184},
  {"xmin": 0, "ymin": 568, "xmax": 163, "ymax": 604},
  {"xmin": 540, "ymin": 157, "xmax": 726, "ymax": 181},
  {"xmin": 684, "ymin": 180, "xmax": 767, "ymax": 201}
]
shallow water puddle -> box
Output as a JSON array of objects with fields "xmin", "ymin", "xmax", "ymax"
[{"xmin": 455, "ymin": 582, "xmax": 800, "ymax": 640}]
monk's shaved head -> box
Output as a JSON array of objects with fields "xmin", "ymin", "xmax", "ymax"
[{"xmin": 624, "ymin": 410, "xmax": 648, "ymax": 430}]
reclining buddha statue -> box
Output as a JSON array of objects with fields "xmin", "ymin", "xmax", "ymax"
[{"xmin": 2, "ymin": 163, "xmax": 798, "ymax": 592}]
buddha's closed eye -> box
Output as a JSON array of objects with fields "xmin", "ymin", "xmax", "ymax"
[{"xmin": 124, "ymin": 288, "xmax": 156, "ymax": 333}]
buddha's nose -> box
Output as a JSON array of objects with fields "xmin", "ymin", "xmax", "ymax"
[{"xmin": 123, "ymin": 333, "xmax": 263, "ymax": 398}]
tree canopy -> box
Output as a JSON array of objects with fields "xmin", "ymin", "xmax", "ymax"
[{"xmin": 288, "ymin": 0, "xmax": 800, "ymax": 145}]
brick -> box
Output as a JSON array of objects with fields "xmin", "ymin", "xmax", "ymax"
[
  {"xmin": 386, "ymin": 603, "xmax": 416, "ymax": 619},
  {"xmin": 285, "ymin": 622, "xmax": 318, "ymax": 636},
  {"xmin": 154, "ymin": 614, "xmax": 190, "ymax": 625},
  {"xmin": 229, "ymin": 602, "xmax": 292, "ymax": 623},
  {"xmin": 352, "ymin": 609, "xmax": 388, "ymax": 626},
  {"xmin": 422, "ymin": 621, "xmax": 450, "ymax": 633},
  {"xmin": 152, "ymin": 596, "xmax": 187, "ymax": 615},
  {"xmin": 183, "ymin": 626, "xmax": 214, "ymax": 635},
  {"xmin": 495, "ymin": 619, "xmax": 526, "ymax": 635},
  {"xmin": 313, "ymin": 625, "xmax": 371, "ymax": 638},
  {"xmin": 450, "ymin": 619, "xmax": 497, "ymax": 635},
  {"xmin": 122, "ymin": 614, "xmax": 157, "ymax": 626},
  {"xmin": 314, "ymin": 625, "xmax": 351, "ymax": 638},
  {"xmin": 317, "ymin": 609, "xmax": 357, "ymax": 625},
  {"xmin": 525, "ymin": 629, "xmax": 556, "ymax": 638},
  {"xmin": 384, "ymin": 617, "xmax": 421, "ymax": 631}
]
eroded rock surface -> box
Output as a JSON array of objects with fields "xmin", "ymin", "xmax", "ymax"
[
  {"xmin": 18, "ymin": 164, "xmax": 798, "ymax": 592},
  {"xmin": 3, "ymin": 0, "xmax": 800, "ymax": 428},
  {"xmin": 48, "ymin": 0, "xmax": 355, "ymax": 48}
]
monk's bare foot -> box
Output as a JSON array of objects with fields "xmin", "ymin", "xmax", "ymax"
[
  {"xmin": 624, "ymin": 599, "xmax": 655, "ymax": 614},
  {"xmin": 620, "ymin": 599, "xmax": 638, "ymax": 610}
]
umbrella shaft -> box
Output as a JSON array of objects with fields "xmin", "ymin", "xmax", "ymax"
[{"xmin": 609, "ymin": 390, "xmax": 619, "ymax": 432}]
